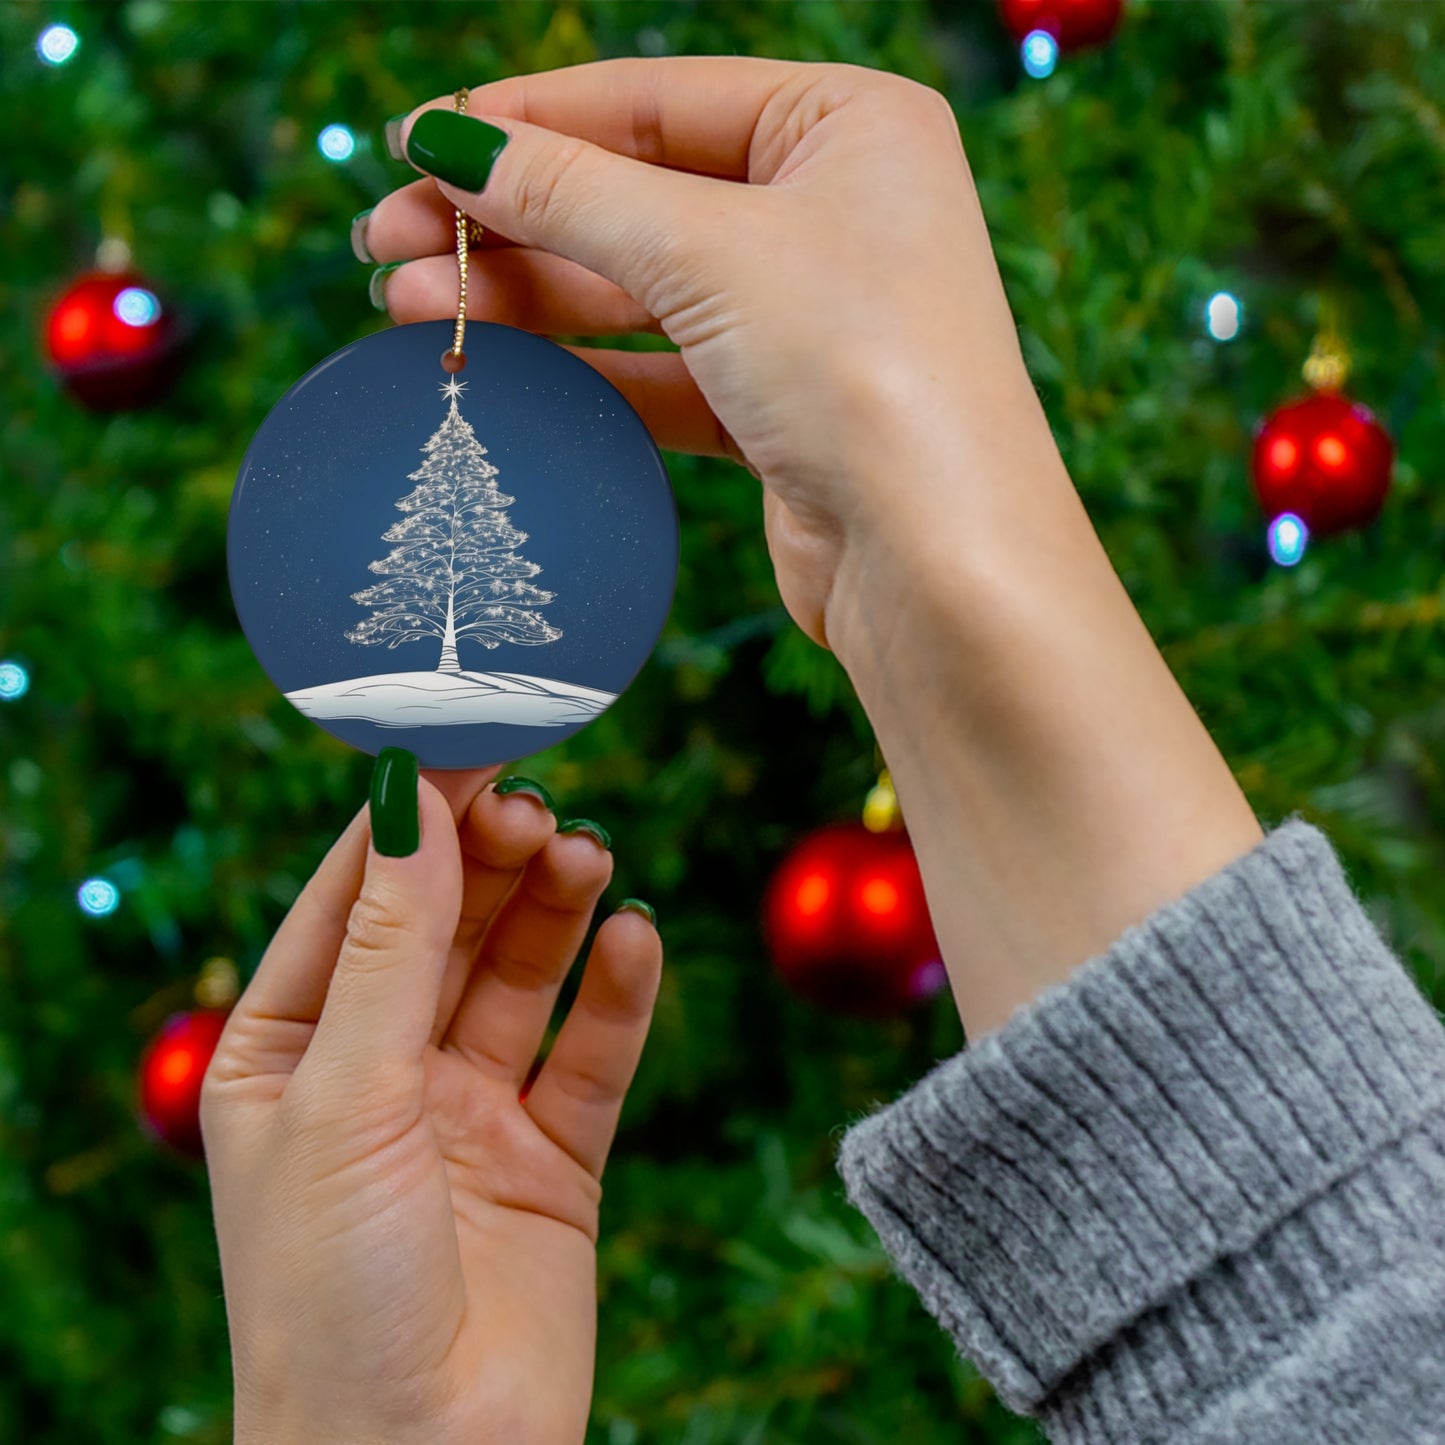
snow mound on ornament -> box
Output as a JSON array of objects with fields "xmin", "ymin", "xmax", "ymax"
[{"xmin": 285, "ymin": 670, "xmax": 617, "ymax": 729}]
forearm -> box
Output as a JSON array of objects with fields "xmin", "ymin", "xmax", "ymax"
[{"xmin": 826, "ymin": 386, "xmax": 1263, "ymax": 1040}]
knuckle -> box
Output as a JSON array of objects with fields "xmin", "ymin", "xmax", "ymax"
[
  {"xmin": 197, "ymin": 1076, "xmax": 223, "ymax": 1133},
  {"xmin": 628, "ymin": 74, "xmax": 667, "ymax": 167},
  {"xmin": 470, "ymin": 1098, "xmax": 532, "ymax": 1155},
  {"xmin": 890, "ymin": 74, "xmax": 958, "ymax": 129},
  {"xmin": 512, "ymin": 135, "xmax": 590, "ymax": 232},
  {"xmin": 196, "ymin": 1017, "xmax": 254, "ymax": 1109},
  {"xmin": 278, "ymin": 1057, "xmax": 407, "ymax": 1141},
  {"xmin": 551, "ymin": 1058, "xmax": 619, "ymax": 1110},
  {"xmin": 816, "ymin": 61, "xmax": 880, "ymax": 93},
  {"xmin": 383, "ymin": 260, "xmax": 443, "ymax": 323},
  {"xmin": 198, "ymin": 1055, "xmax": 231, "ymax": 1111},
  {"xmin": 341, "ymin": 892, "xmax": 410, "ymax": 968},
  {"xmin": 274, "ymin": 1076, "xmax": 326, "ymax": 1140},
  {"xmin": 486, "ymin": 939, "xmax": 562, "ymax": 993},
  {"xmin": 923, "ymin": 88, "xmax": 962, "ymax": 138}
]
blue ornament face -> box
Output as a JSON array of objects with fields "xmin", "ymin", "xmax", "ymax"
[{"xmin": 228, "ymin": 320, "xmax": 678, "ymax": 768}]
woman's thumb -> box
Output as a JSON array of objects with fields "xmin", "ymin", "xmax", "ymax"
[
  {"xmin": 303, "ymin": 750, "xmax": 463, "ymax": 1089},
  {"xmin": 397, "ymin": 106, "xmax": 724, "ymax": 312}
]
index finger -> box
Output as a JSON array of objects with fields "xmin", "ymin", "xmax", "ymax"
[{"xmin": 411, "ymin": 54, "xmax": 809, "ymax": 181}]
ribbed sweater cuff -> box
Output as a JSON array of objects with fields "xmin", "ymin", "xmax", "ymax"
[{"xmin": 835, "ymin": 817, "xmax": 1445, "ymax": 1431}]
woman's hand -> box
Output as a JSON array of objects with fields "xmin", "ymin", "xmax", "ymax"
[
  {"xmin": 201, "ymin": 763, "xmax": 662, "ymax": 1445},
  {"xmin": 361, "ymin": 57, "xmax": 1063, "ymax": 662},
  {"xmin": 362, "ymin": 60, "xmax": 1263, "ymax": 1043}
]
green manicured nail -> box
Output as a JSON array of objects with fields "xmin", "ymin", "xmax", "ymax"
[
  {"xmin": 370, "ymin": 748, "xmax": 419, "ymax": 857},
  {"xmin": 405, "ymin": 110, "xmax": 510, "ymax": 192},
  {"xmin": 350, "ymin": 208, "xmax": 375, "ymax": 264},
  {"xmin": 368, "ymin": 261, "xmax": 404, "ymax": 311},
  {"xmin": 558, "ymin": 818, "xmax": 611, "ymax": 851},
  {"xmin": 384, "ymin": 113, "xmax": 408, "ymax": 162},
  {"xmin": 493, "ymin": 775, "xmax": 556, "ymax": 813},
  {"xmin": 617, "ymin": 898, "xmax": 656, "ymax": 926}
]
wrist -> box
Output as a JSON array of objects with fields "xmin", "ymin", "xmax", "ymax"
[
  {"xmin": 823, "ymin": 370, "xmax": 1079, "ymax": 676},
  {"xmin": 823, "ymin": 410, "xmax": 1262, "ymax": 1039}
]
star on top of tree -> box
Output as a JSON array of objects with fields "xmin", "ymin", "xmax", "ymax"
[{"xmin": 440, "ymin": 376, "xmax": 468, "ymax": 402}]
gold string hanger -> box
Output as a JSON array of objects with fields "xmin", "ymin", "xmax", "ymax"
[
  {"xmin": 442, "ymin": 88, "xmax": 487, "ymax": 373},
  {"xmin": 1302, "ymin": 292, "xmax": 1350, "ymax": 394}
]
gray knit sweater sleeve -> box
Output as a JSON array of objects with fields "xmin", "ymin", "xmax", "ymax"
[{"xmin": 835, "ymin": 817, "xmax": 1445, "ymax": 1443}]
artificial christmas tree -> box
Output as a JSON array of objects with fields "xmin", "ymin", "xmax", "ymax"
[{"xmin": 3, "ymin": 6, "xmax": 1443, "ymax": 1444}]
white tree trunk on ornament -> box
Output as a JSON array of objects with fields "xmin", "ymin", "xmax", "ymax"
[{"xmin": 438, "ymin": 592, "xmax": 460, "ymax": 673}]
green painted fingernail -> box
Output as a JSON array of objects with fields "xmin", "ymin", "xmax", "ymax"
[
  {"xmin": 369, "ymin": 261, "xmax": 404, "ymax": 311},
  {"xmin": 350, "ymin": 208, "xmax": 375, "ymax": 264},
  {"xmin": 493, "ymin": 775, "xmax": 556, "ymax": 813},
  {"xmin": 384, "ymin": 113, "xmax": 408, "ymax": 162},
  {"xmin": 405, "ymin": 110, "xmax": 510, "ymax": 192},
  {"xmin": 558, "ymin": 818, "xmax": 611, "ymax": 851},
  {"xmin": 617, "ymin": 898, "xmax": 656, "ymax": 926},
  {"xmin": 370, "ymin": 748, "xmax": 419, "ymax": 857}
]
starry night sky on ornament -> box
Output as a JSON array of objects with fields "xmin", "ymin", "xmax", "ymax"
[{"xmin": 228, "ymin": 320, "xmax": 678, "ymax": 767}]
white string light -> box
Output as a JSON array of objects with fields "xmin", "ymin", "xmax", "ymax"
[
  {"xmin": 37, "ymin": 24, "xmax": 79, "ymax": 66},
  {"xmin": 1268, "ymin": 513, "xmax": 1308, "ymax": 567},
  {"xmin": 318, "ymin": 124, "xmax": 356, "ymax": 162}
]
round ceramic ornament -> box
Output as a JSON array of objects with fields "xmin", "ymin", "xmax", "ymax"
[{"xmin": 227, "ymin": 317, "xmax": 678, "ymax": 768}]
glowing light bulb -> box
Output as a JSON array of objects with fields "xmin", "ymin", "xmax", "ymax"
[
  {"xmin": 114, "ymin": 287, "xmax": 161, "ymax": 327},
  {"xmin": 38, "ymin": 24, "xmax": 79, "ymax": 66},
  {"xmin": 1268, "ymin": 512, "xmax": 1308, "ymax": 567},
  {"xmin": 1205, "ymin": 291, "xmax": 1242, "ymax": 341},
  {"xmin": 1021, "ymin": 30, "xmax": 1059, "ymax": 79},
  {"xmin": 318, "ymin": 124, "xmax": 356, "ymax": 162},
  {"xmin": 0, "ymin": 660, "xmax": 29, "ymax": 700},
  {"xmin": 78, "ymin": 877, "xmax": 121, "ymax": 917}
]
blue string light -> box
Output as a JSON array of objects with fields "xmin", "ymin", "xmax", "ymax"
[
  {"xmin": 0, "ymin": 660, "xmax": 28, "ymax": 701},
  {"xmin": 1022, "ymin": 30, "xmax": 1059, "ymax": 79},
  {"xmin": 37, "ymin": 24, "xmax": 79, "ymax": 66},
  {"xmin": 318, "ymin": 124, "xmax": 356, "ymax": 162},
  {"xmin": 114, "ymin": 287, "xmax": 162, "ymax": 327},
  {"xmin": 1268, "ymin": 512, "xmax": 1309, "ymax": 567},
  {"xmin": 78, "ymin": 878, "xmax": 121, "ymax": 917}
]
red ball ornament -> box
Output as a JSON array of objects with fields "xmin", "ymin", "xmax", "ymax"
[
  {"xmin": 137, "ymin": 1008, "xmax": 230, "ymax": 1158},
  {"xmin": 44, "ymin": 269, "xmax": 183, "ymax": 411},
  {"xmin": 763, "ymin": 822, "xmax": 945, "ymax": 1017},
  {"xmin": 998, "ymin": 0, "xmax": 1124, "ymax": 49},
  {"xmin": 1251, "ymin": 392, "xmax": 1394, "ymax": 538}
]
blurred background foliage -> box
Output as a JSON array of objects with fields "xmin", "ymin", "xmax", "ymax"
[{"xmin": 1, "ymin": 1, "xmax": 1443, "ymax": 1442}]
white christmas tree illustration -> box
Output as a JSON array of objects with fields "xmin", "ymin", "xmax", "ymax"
[
  {"xmin": 345, "ymin": 377, "xmax": 563, "ymax": 673},
  {"xmin": 285, "ymin": 376, "xmax": 615, "ymax": 731}
]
